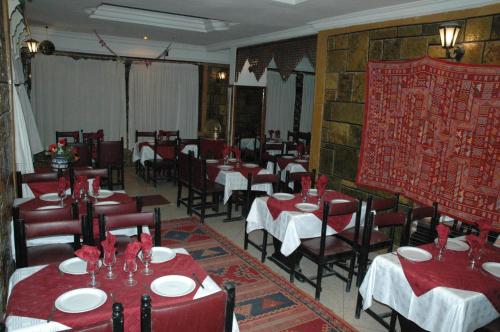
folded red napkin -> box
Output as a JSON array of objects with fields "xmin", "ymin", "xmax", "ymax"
[
  {"xmin": 101, "ymin": 232, "xmax": 116, "ymax": 258},
  {"xmin": 297, "ymin": 144, "xmax": 305, "ymax": 155},
  {"xmin": 316, "ymin": 175, "xmax": 328, "ymax": 197},
  {"xmin": 75, "ymin": 245, "xmax": 100, "ymax": 272},
  {"xmin": 92, "ymin": 176, "xmax": 101, "ymax": 194},
  {"xmin": 436, "ymin": 223, "xmax": 449, "ymax": 248},
  {"xmin": 140, "ymin": 233, "xmax": 153, "ymax": 254},
  {"xmin": 476, "ymin": 219, "xmax": 492, "ymax": 244},
  {"xmin": 233, "ymin": 147, "xmax": 241, "ymax": 160},
  {"xmin": 124, "ymin": 241, "xmax": 142, "ymax": 265},
  {"xmin": 275, "ymin": 130, "xmax": 280, "ymax": 138},
  {"xmin": 301, "ymin": 175, "xmax": 311, "ymax": 195},
  {"xmin": 73, "ymin": 181, "xmax": 81, "ymax": 197},
  {"xmin": 223, "ymin": 145, "xmax": 231, "ymax": 157},
  {"xmin": 466, "ymin": 234, "xmax": 483, "ymax": 256},
  {"xmin": 57, "ymin": 177, "xmax": 67, "ymax": 193}
]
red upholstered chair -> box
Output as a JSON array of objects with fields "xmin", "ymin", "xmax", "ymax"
[
  {"xmin": 56, "ymin": 131, "xmax": 80, "ymax": 143},
  {"xmin": 13, "ymin": 216, "xmax": 88, "ymax": 268},
  {"xmin": 291, "ymin": 200, "xmax": 361, "ymax": 300},
  {"xmin": 70, "ymin": 142, "xmax": 93, "ymax": 168},
  {"xmin": 145, "ymin": 132, "xmax": 178, "ymax": 187},
  {"xmin": 135, "ymin": 130, "xmax": 157, "ymax": 179},
  {"xmin": 71, "ymin": 303, "xmax": 124, "ymax": 332},
  {"xmin": 140, "ymin": 284, "xmax": 235, "ymax": 332},
  {"xmin": 243, "ymin": 173, "xmax": 280, "ymax": 263},
  {"xmin": 404, "ymin": 202, "xmax": 439, "ymax": 246},
  {"xmin": 284, "ymin": 169, "xmax": 316, "ymax": 194},
  {"xmin": 97, "ymin": 138, "xmax": 125, "ymax": 190},
  {"xmin": 99, "ymin": 209, "xmax": 161, "ymax": 253},
  {"xmin": 15, "ymin": 171, "xmax": 59, "ymax": 198}
]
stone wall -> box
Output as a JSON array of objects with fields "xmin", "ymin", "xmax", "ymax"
[
  {"xmin": 0, "ymin": 0, "xmax": 16, "ymax": 314},
  {"xmin": 318, "ymin": 12, "xmax": 499, "ymax": 202}
]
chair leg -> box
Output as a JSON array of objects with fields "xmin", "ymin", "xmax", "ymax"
[
  {"xmin": 176, "ymin": 184, "xmax": 182, "ymax": 207},
  {"xmin": 261, "ymin": 230, "xmax": 268, "ymax": 263},
  {"xmin": 243, "ymin": 221, "xmax": 249, "ymax": 250},
  {"xmin": 315, "ymin": 263, "xmax": 324, "ymax": 300},
  {"xmin": 389, "ymin": 310, "xmax": 397, "ymax": 332},
  {"xmin": 290, "ymin": 254, "xmax": 296, "ymax": 283},
  {"xmin": 356, "ymin": 252, "xmax": 367, "ymax": 288},
  {"xmin": 200, "ymin": 194, "xmax": 206, "ymax": 224},
  {"xmin": 346, "ymin": 251, "xmax": 357, "ymax": 292},
  {"xmin": 355, "ymin": 291, "xmax": 363, "ymax": 318}
]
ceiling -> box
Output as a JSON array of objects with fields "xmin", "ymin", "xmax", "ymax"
[{"xmin": 26, "ymin": 0, "xmax": 419, "ymax": 47}]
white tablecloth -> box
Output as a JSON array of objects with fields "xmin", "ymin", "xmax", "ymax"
[
  {"xmin": 266, "ymin": 160, "xmax": 307, "ymax": 189},
  {"xmin": 246, "ymin": 195, "xmax": 366, "ymax": 256},
  {"xmin": 132, "ymin": 142, "xmax": 197, "ymax": 165},
  {"xmin": 359, "ymin": 253, "xmax": 499, "ymax": 332},
  {"xmin": 215, "ymin": 168, "xmax": 273, "ymax": 204},
  {"xmin": 240, "ymin": 138, "xmax": 260, "ymax": 150},
  {"xmin": 6, "ymin": 248, "xmax": 239, "ymax": 332}
]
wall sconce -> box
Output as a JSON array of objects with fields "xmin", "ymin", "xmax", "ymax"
[
  {"xmin": 25, "ymin": 38, "xmax": 39, "ymax": 55},
  {"xmin": 217, "ymin": 71, "xmax": 227, "ymax": 81},
  {"xmin": 439, "ymin": 23, "xmax": 464, "ymax": 62}
]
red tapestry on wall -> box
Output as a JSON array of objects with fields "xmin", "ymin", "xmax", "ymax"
[{"xmin": 357, "ymin": 57, "xmax": 500, "ymax": 231}]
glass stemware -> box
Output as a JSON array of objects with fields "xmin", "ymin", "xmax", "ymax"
[
  {"xmin": 103, "ymin": 251, "xmax": 117, "ymax": 279},
  {"xmin": 58, "ymin": 188, "xmax": 65, "ymax": 207},
  {"xmin": 93, "ymin": 186, "xmax": 100, "ymax": 204},
  {"xmin": 123, "ymin": 258, "xmax": 138, "ymax": 286},
  {"xmin": 468, "ymin": 246, "xmax": 483, "ymax": 270},
  {"xmin": 141, "ymin": 249, "xmax": 153, "ymax": 276},
  {"xmin": 87, "ymin": 261, "xmax": 100, "ymax": 287},
  {"xmin": 436, "ymin": 238, "xmax": 446, "ymax": 261}
]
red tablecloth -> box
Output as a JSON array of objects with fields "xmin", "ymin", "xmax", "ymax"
[
  {"xmin": 277, "ymin": 157, "xmax": 309, "ymax": 170},
  {"xmin": 206, "ymin": 161, "xmax": 262, "ymax": 182},
  {"xmin": 266, "ymin": 191, "xmax": 355, "ymax": 232},
  {"xmin": 7, "ymin": 253, "xmax": 208, "ymax": 331},
  {"xmin": 399, "ymin": 243, "xmax": 500, "ymax": 312},
  {"xmin": 139, "ymin": 142, "xmax": 175, "ymax": 160}
]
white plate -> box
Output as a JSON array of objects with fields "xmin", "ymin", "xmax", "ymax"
[
  {"xmin": 228, "ymin": 158, "xmax": 237, "ymax": 162},
  {"xmin": 294, "ymin": 203, "xmax": 319, "ymax": 212},
  {"xmin": 90, "ymin": 189, "xmax": 114, "ymax": 199},
  {"xmin": 433, "ymin": 238, "xmax": 470, "ymax": 251},
  {"xmin": 59, "ymin": 257, "xmax": 101, "ymax": 275},
  {"xmin": 242, "ymin": 163, "xmax": 258, "ymax": 168},
  {"xmin": 217, "ymin": 165, "xmax": 233, "ymax": 171},
  {"xmin": 37, "ymin": 205, "xmax": 62, "ymax": 210},
  {"xmin": 282, "ymin": 155, "xmax": 295, "ymax": 159},
  {"xmin": 482, "ymin": 262, "xmax": 500, "ymax": 278},
  {"xmin": 331, "ymin": 199, "xmax": 350, "ymax": 204},
  {"xmin": 272, "ymin": 193, "xmax": 294, "ymax": 201},
  {"xmin": 397, "ymin": 246, "xmax": 432, "ymax": 262},
  {"xmin": 139, "ymin": 247, "xmax": 176, "ymax": 264},
  {"xmin": 39, "ymin": 193, "xmax": 61, "ymax": 202},
  {"xmin": 94, "ymin": 201, "xmax": 120, "ymax": 206},
  {"xmin": 295, "ymin": 159, "xmax": 308, "ymax": 163},
  {"xmin": 308, "ymin": 189, "xmax": 318, "ymax": 196},
  {"xmin": 55, "ymin": 288, "xmax": 107, "ymax": 313},
  {"xmin": 150, "ymin": 275, "xmax": 196, "ymax": 297},
  {"xmin": 206, "ymin": 159, "xmax": 218, "ymax": 164}
]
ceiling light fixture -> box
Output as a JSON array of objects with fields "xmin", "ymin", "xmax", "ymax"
[
  {"xmin": 439, "ymin": 22, "xmax": 464, "ymax": 62},
  {"xmin": 143, "ymin": 36, "xmax": 149, "ymax": 40},
  {"xmin": 88, "ymin": 4, "xmax": 234, "ymax": 33}
]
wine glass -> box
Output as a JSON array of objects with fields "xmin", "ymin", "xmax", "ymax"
[
  {"xmin": 123, "ymin": 258, "xmax": 138, "ymax": 286},
  {"xmin": 58, "ymin": 187, "xmax": 66, "ymax": 207},
  {"xmin": 468, "ymin": 246, "xmax": 483, "ymax": 270},
  {"xmin": 87, "ymin": 261, "xmax": 100, "ymax": 287},
  {"xmin": 93, "ymin": 185, "xmax": 100, "ymax": 204},
  {"xmin": 103, "ymin": 251, "xmax": 117, "ymax": 279},
  {"xmin": 141, "ymin": 249, "xmax": 153, "ymax": 276},
  {"xmin": 436, "ymin": 237, "xmax": 446, "ymax": 261}
]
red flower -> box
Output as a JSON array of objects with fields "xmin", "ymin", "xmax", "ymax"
[
  {"xmin": 48, "ymin": 144, "xmax": 57, "ymax": 153},
  {"xmin": 58, "ymin": 138, "xmax": 67, "ymax": 146}
]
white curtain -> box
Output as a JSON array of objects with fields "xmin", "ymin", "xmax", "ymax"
[
  {"xmin": 128, "ymin": 62, "xmax": 199, "ymax": 148},
  {"xmin": 265, "ymin": 71, "xmax": 296, "ymax": 135},
  {"xmin": 31, "ymin": 55, "xmax": 126, "ymax": 147},
  {"xmin": 300, "ymin": 74, "xmax": 315, "ymax": 132}
]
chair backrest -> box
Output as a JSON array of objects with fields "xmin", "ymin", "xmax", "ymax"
[
  {"xmin": 72, "ymin": 168, "xmax": 111, "ymax": 190},
  {"xmin": 135, "ymin": 131, "xmax": 157, "ymax": 143},
  {"xmin": 406, "ymin": 202, "xmax": 439, "ymax": 245},
  {"xmin": 178, "ymin": 151, "xmax": 191, "ymax": 184},
  {"xmin": 297, "ymin": 132, "xmax": 311, "ymax": 146},
  {"xmin": 99, "ymin": 209, "xmax": 161, "ymax": 246},
  {"xmin": 287, "ymin": 131, "xmax": 298, "ymax": 143},
  {"xmin": 245, "ymin": 173, "xmax": 280, "ymax": 216},
  {"xmin": 367, "ymin": 194, "xmax": 400, "ymax": 213},
  {"xmin": 18, "ymin": 204, "xmax": 75, "ymax": 224},
  {"xmin": 16, "ymin": 171, "xmax": 59, "ymax": 198},
  {"xmin": 286, "ymin": 169, "xmax": 316, "ymax": 193},
  {"xmin": 140, "ymin": 284, "xmax": 235, "ymax": 332},
  {"xmin": 153, "ymin": 135, "xmax": 178, "ymax": 162},
  {"xmin": 56, "ymin": 131, "xmax": 80, "ymax": 143},
  {"xmin": 320, "ymin": 200, "xmax": 361, "ymax": 255},
  {"xmin": 179, "ymin": 138, "xmax": 200, "ymax": 158},
  {"xmin": 158, "ymin": 130, "xmax": 179, "ymax": 141},
  {"xmin": 190, "ymin": 156, "xmax": 207, "ymax": 191},
  {"xmin": 71, "ymin": 142, "xmax": 93, "ymax": 167},
  {"xmin": 82, "ymin": 129, "xmax": 104, "ymax": 143},
  {"xmin": 71, "ymin": 303, "xmax": 124, "ymax": 332},
  {"xmin": 97, "ymin": 138, "xmax": 124, "ymax": 167}
]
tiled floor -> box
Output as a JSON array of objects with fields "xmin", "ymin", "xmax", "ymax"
[{"xmin": 124, "ymin": 167, "xmax": 396, "ymax": 332}]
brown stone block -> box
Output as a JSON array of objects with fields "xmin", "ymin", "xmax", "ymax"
[
  {"xmin": 347, "ymin": 31, "xmax": 369, "ymax": 71},
  {"xmin": 483, "ymin": 41, "xmax": 500, "ymax": 65},
  {"xmin": 422, "ymin": 23, "xmax": 440, "ymax": 35},
  {"xmin": 427, "ymin": 35, "xmax": 441, "ymax": 45},
  {"xmin": 427, "ymin": 45, "xmax": 446, "ymax": 59},
  {"xmin": 352, "ymin": 73, "xmax": 366, "ymax": 103},
  {"xmin": 398, "ymin": 25, "xmax": 423, "ymax": 37},
  {"xmin": 331, "ymin": 122, "xmax": 362, "ymax": 148},
  {"xmin": 400, "ymin": 37, "xmax": 428, "ymax": 60},
  {"xmin": 326, "ymin": 50, "xmax": 348, "ymax": 72},
  {"xmin": 382, "ymin": 39, "xmax": 401, "ymax": 60},
  {"xmin": 370, "ymin": 27, "xmax": 398, "ymax": 39},
  {"xmin": 369, "ymin": 40, "xmax": 383, "ymax": 61},
  {"xmin": 325, "ymin": 73, "xmax": 339, "ymax": 90},
  {"xmin": 323, "ymin": 102, "xmax": 334, "ymax": 121},
  {"xmin": 325, "ymin": 89, "xmax": 337, "ymax": 102},
  {"xmin": 333, "ymin": 145, "xmax": 359, "ymax": 180},
  {"xmin": 337, "ymin": 73, "xmax": 353, "ymax": 102},
  {"xmin": 331, "ymin": 102, "xmax": 364, "ymax": 125},
  {"xmin": 319, "ymin": 147, "xmax": 334, "ymax": 175},
  {"xmin": 334, "ymin": 34, "xmax": 349, "ymax": 49},
  {"xmin": 492, "ymin": 15, "xmax": 500, "ymax": 39},
  {"xmin": 461, "ymin": 42, "xmax": 485, "ymax": 64},
  {"xmin": 465, "ymin": 16, "xmax": 492, "ymax": 41},
  {"xmin": 327, "ymin": 36, "xmax": 335, "ymax": 50}
]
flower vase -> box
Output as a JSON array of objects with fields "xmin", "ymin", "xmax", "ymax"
[{"xmin": 51, "ymin": 153, "xmax": 69, "ymax": 175}]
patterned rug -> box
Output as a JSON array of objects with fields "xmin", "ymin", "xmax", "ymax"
[
  {"xmin": 161, "ymin": 217, "xmax": 356, "ymax": 332},
  {"xmin": 357, "ymin": 56, "xmax": 500, "ymax": 231},
  {"xmin": 140, "ymin": 194, "xmax": 170, "ymax": 207}
]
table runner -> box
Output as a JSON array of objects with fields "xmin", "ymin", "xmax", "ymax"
[
  {"xmin": 207, "ymin": 161, "xmax": 262, "ymax": 182},
  {"xmin": 266, "ymin": 191, "xmax": 355, "ymax": 232},
  {"xmin": 277, "ymin": 157, "xmax": 309, "ymax": 171},
  {"xmin": 7, "ymin": 253, "xmax": 207, "ymax": 331},
  {"xmin": 398, "ymin": 243, "xmax": 500, "ymax": 312}
]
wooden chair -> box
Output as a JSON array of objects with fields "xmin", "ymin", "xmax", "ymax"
[
  {"xmin": 99, "ymin": 209, "xmax": 161, "ymax": 253},
  {"xmin": 260, "ymin": 142, "xmax": 284, "ymax": 170},
  {"xmin": 188, "ymin": 155, "xmax": 226, "ymax": 224},
  {"xmin": 97, "ymin": 138, "xmax": 125, "ymax": 189},
  {"xmin": 135, "ymin": 130, "xmax": 157, "ymax": 178},
  {"xmin": 237, "ymin": 136, "xmax": 259, "ymax": 162},
  {"xmin": 405, "ymin": 202, "xmax": 440, "ymax": 245},
  {"xmin": 298, "ymin": 131, "xmax": 311, "ymax": 146},
  {"xmin": 179, "ymin": 138, "xmax": 200, "ymax": 158},
  {"xmin": 15, "ymin": 171, "xmax": 59, "ymax": 198},
  {"xmin": 56, "ymin": 131, "xmax": 80, "ymax": 143},
  {"xmin": 140, "ymin": 284, "xmax": 235, "ymax": 332},
  {"xmin": 290, "ymin": 200, "xmax": 361, "ymax": 300},
  {"xmin": 284, "ymin": 169, "xmax": 316, "ymax": 194},
  {"xmin": 176, "ymin": 151, "xmax": 191, "ymax": 213},
  {"xmin": 287, "ymin": 130, "xmax": 299, "ymax": 143},
  {"xmin": 145, "ymin": 133, "xmax": 178, "ymax": 186},
  {"xmin": 243, "ymin": 173, "xmax": 280, "ymax": 263},
  {"xmin": 71, "ymin": 302, "xmax": 124, "ymax": 332},
  {"xmin": 72, "ymin": 167, "xmax": 112, "ymax": 191},
  {"xmin": 82, "ymin": 129, "xmax": 104, "ymax": 143},
  {"xmin": 14, "ymin": 215, "xmax": 88, "ymax": 268},
  {"xmin": 70, "ymin": 142, "xmax": 93, "ymax": 168}
]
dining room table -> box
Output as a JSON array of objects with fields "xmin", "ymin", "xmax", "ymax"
[
  {"xmin": 132, "ymin": 141, "xmax": 197, "ymax": 166},
  {"xmin": 359, "ymin": 242, "xmax": 500, "ymax": 332},
  {"xmin": 5, "ymin": 248, "xmax": 239, "ymax": 331},
  {"xmin": 266, "ymin": 155, "xmax": 309, "ymax": 188}
]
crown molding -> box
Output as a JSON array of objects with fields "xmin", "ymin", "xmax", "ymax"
[{"xmin": 30, "ymin": 26, "xmax": 230, "ymax": 63}]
